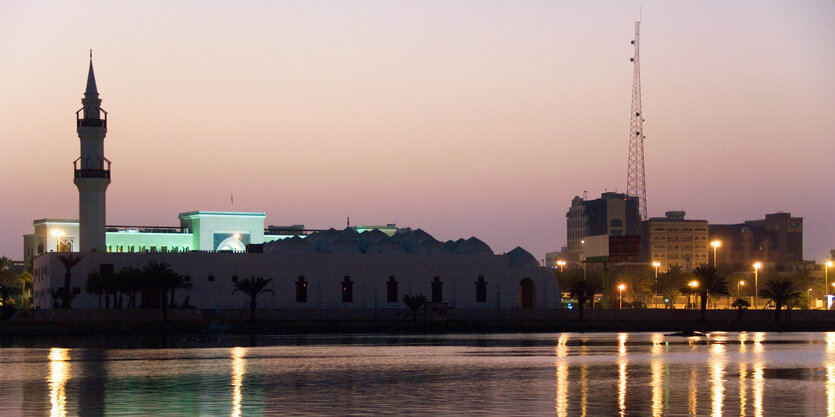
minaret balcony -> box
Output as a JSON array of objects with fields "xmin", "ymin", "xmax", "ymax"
[
  {"xmin": 73, "ymin": 157, "xmax": 111, "ymax": 179},
  {"xmin": 76, "ymin": 108, "xmax": 107, "ymax": 128}
]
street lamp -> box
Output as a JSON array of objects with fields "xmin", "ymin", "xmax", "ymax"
[
  {"xmin": 826, "ymin": 261, "xmax": 834, "ymax": 300},
  {"xmin": 652, "ymin": 261, "xmax": 661, "ymax": 295},
  {"xmin": 556, "ymin": 260, "xmax": 566, "ymax": 273},
  {"xmin": 688, "ymin": 281, "xmax": 699, "ymax": 309},
  {"xmin": 618, "ymin": 284, "xmax": 626, "ymax": 309},
  {"xmin": 710, "ymin": 240, "xmax": 722, "ymax": 268},
  {"xmin": 753, "ymin": 262, "xmax": 762, "ymax": 309},
  {"xmin": 737, "ymin": 280, "xmax": 745, "ymax": 301},
  {"xmin": 581, "ymin": 240, "xmax": 586, "ymax": 281}
]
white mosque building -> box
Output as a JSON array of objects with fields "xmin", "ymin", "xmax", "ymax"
[{"xmin": 28, "ymin": 58, "xmax": 559, "ymax": 315}]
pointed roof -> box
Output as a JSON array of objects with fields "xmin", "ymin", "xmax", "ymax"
[{"xmin": 85, "ymin": 57, "xmax": 98, "ymax": 97}]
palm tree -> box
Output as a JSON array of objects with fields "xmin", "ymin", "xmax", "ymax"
[
  {"xmin": 402, "ymin": 294, "xmax": 427, "ymax": 322},
  {"xmin": 232, "ymin": 276, "xmax": 274, "ymax": 322},
  {"xmin": 142, "ymin": 261, "xmax": 189, "ymax": 322},
  {"xmin": 690, "ymin": 265, "xmax": 730, "ymax": 320},
  {"xmin": 658, "ymin": 265, "xmax": 687, "ymax": 309},
  {"xmin": 57, "ymin": 254, "xmax": 83, "ymax": 309},
  {"xmin": 759, "ymin": 280, "xmax": 802, "ymax": 323},
  {"xmin": 116, "ymin": 267, "xmax": 143, "ymax": 309},
  {"xmin": 85, "ymin": 272, "xmax": 105, "ymax": 309},
  {"xmin": 569, "ymin": 279, "xmax": 603, "ymax": 321}
]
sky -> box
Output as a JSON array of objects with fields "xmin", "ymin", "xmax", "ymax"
[{"xmin": 0, "ymin": 1, "xmax": 833, "ymax": 262}]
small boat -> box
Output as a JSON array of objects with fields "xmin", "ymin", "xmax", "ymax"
[{"xmin": 665, "ymin": 330, "xmax": 706, "ymax": 337}]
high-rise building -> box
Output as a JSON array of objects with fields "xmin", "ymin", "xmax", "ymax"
[
  {"xmin": 641, "ymin": 211, "xmax": 709, "ymax": 271},
  {"xmin": 709, "ymin": 212, "xmax": 803, "ymax": 270},
  {"xmin": 565, "ymin": 192, "xmax": 641, "ymax": 268}
]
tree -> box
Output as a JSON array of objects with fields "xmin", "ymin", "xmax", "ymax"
[
  {"xmin": 116, "ymin": 267, "xmax": 143, "ymax": 309},
  {"xmin": 658, "ymin": 265, "xmax": 688, "ymax": 309},
  {"xmin": 85, "ymin": 272, "xmax": 105, "ymax": 309},
  {"xmin": 57, "ymin": 254, "xmax": 83, "ymax": 309},
  {"xmin": 142, "ymin": 261, "xmax": 190, "ymax": 322},
  {"xmin": 17, "ymin": 271, "xmax": 33, "ymax": 309},
  {"xmin": 689, "ymin": 265, "xmax": 730, "ymax": 320},
  {"xmin": 402, "ymin": 294, "xmax": 427, "ymax": 322},
  {"xmin": 232, "ymin": 276, "xmax": 274, "ymax": 322},
  {"xmin": 759, "ymin": 280, "xmax": 802, "ymax": 323},
  {"xmin": 569, "ymin": 279, "xmax": 603, "ymax": 321}
]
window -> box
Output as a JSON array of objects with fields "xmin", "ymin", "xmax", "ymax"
[
  {"xmin": 431, "ymin": 276, "xmax": 443, "ymax": 303},
  {"xmin": 296, "ymin": 276, "xmax": 307, "ymax": 303},
  {"xmin": 386, "ymin": 276, "xmax": 398, "ymax": 303},
  {"xmin": 208, "ymin": 274, "xmax": 215, "ymax": 282},
  {"xmin": 476, "ymin": 276, "xmax": 487, "ymax": 303},
  {"xmin": 341, "ymin": 276, "xmax": 353, "ymax": 303}
]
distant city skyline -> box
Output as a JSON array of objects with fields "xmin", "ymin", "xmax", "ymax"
[{"xmin": 1, "ymin": 1, "xmax": 833, "ymax": 262}]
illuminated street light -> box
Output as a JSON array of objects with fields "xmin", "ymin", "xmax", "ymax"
[
  {"xmin": 738, "ymin": 280, "xmax": 745, "ymax": 301},
  {"xmin": 556, "ymin": 260, "xmax": 566, "ymax": 273},
  {"xmin": 688, "ymin": 281, "xmax": 699, "ymax": 309},
  {"xmin": 710, "ymin": 240, "xmax": 722, "ymax": 268},
  {"xmin": 753, "ymin": 262, "xmax": 762, "ymax": 309},
  {"xmin": 652, "ymin": 261, "xmax": 661, "ymax": 296},
  {"xmin": 618, "ymin": 284, "xmax": 626, "ymax": 309},
  {"xmin": 581, "ymin": 240, "xmax": 586, "ymax": 281}
]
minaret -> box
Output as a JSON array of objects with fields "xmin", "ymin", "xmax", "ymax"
[{"xmin": 74, "ymin": 52, "xmax": 111, "ymax": 252}]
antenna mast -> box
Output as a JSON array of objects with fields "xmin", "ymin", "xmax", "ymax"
[{"xmin": 626, "ymin": 19, "xmax": 648, "ymax": 220}]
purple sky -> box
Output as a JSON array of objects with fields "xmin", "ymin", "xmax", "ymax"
[{"xmin": 1, "ymin": 1, "xmax": 833, "ymax": 262}]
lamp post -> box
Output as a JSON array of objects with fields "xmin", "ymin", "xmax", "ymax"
[
  {"xmin": 556, "ymin": 260, "xmax": 566, "ymax": 273},
  {"xmin": 581, "ymin": 240, "xmax": 586, "ymax": 280},
  {"xmin": 710, "ymin": 240, "xmax": 722, "ymax": 268},
  {"xmin": 688, "ymin": 281, "xmax": 699, "ymax": 309},
  {"xmin": 737, "ymin": 280, "xmax": 745, "ymax": 301},
  {"xmin": 652, "ymin": 261, "xmax": 660, "ymax": 296},
  {"xmin": 753, "ymin": 262, "xmax": 762, "ymax": 309},
  {"xmin": 826, "ymin": 261, "xmax": 833, "ymax": 301},
  {"xmin": 618, "ymin": 284, "xmax": 626, "ymax": 309}
]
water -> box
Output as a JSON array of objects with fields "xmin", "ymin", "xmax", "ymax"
[{"xmin": 0, "ymin": 332, "xmax": 832, "ymax": 416}]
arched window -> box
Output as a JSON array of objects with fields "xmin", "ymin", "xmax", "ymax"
[
  {"xmin": 296, "ymin": 276, "xmax": 307, "ymax": 303},
  {"xmin": 475, "ymin": 276, "xmax": 487, "ymax": 303},
  {"xmin": 341, "ymin": 276, "xmax": 353, "ymax": 303},
  {"xmin": 386, "ymin": 276, "xmax": 398, "ymax": 303},
  {"xmin": 431, "ymin": 276, "xmax": 443, "ymax": 303}
]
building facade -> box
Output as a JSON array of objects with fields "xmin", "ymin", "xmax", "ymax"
[
  {"xmin": 709, "ymin": 212, "xmax": 804, "ymax": 270},
  {"xmin": 641, "ymin": 211, "xmax": 709, "ymax": 271},
  {"xmin": 565, "ymin": 192, "xmax": 640, "ymax": 268}
]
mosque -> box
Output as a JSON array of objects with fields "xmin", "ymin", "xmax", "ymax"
[{"xmin": 28, "ymin": 58, "xmax": 559, "ymax": 314}]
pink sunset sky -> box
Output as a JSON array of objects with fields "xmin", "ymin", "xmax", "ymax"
[{"xmin": 0, "ymin": 1, "xmax": 833, "ymax": 262}]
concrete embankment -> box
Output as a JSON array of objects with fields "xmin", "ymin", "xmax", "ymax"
[{"xmin": 3, "ymin": 308, "xmax": 835, "ymax": 337}]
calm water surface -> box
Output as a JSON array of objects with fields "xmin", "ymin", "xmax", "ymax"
[{"xmin": 0, "ymin": 332, "xmax": 833, "ymax": 416}]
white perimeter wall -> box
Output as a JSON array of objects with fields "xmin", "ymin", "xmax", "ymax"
[{"xmin": 32, "ymin": 252, "xmax": 559, "ymax": 310}]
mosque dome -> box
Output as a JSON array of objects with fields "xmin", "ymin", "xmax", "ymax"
[
  {"xmin": 507, "ymin": 246, "xmax": 539, "ymax": 267},
  {"xmin": 365, "ymin": 237, "xmax": 406, "ymax": 254},
  {"xmin": 453, "ymin": 237, "xmax": 494, "ymax": 255},
  {"xmin": 326, "ymin": 236, "xmax": 362, "ymax": 254}
]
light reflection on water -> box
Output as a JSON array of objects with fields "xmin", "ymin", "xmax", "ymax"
[{"xmin": 0, "ymin": 332, "xmax": 831, "ymax": 415}]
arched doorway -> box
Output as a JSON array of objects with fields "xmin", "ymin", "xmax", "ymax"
[{"xmin": 518, "ymin": 278, "xmax": 535, "ymax": 309}]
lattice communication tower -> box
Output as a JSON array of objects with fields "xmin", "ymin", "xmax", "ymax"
[{"xmin": 626, "ymin": 19, "xmax": 648, "ymax": 220}]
